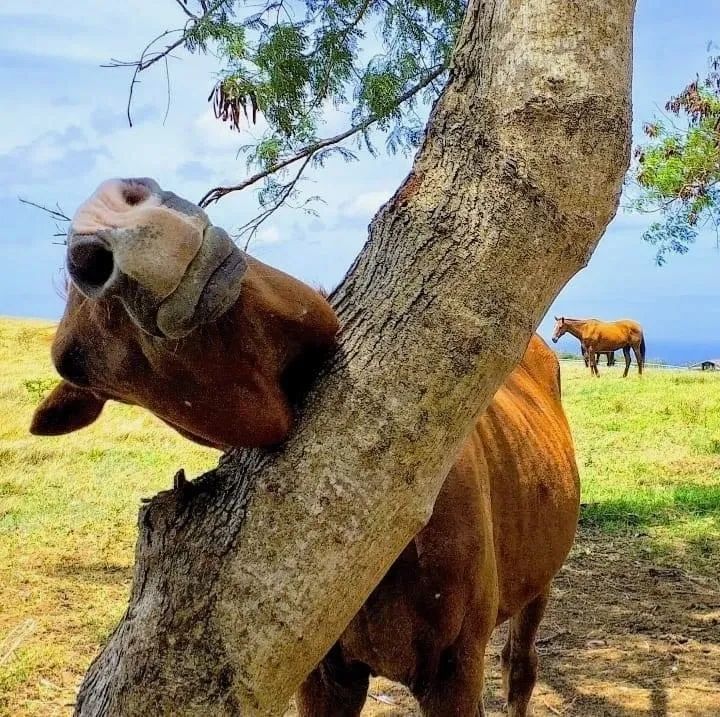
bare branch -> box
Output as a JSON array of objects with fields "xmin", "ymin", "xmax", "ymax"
[
  {"xmin": 163, "ymin": 56, "xmax": 172, "ymax": 125},
  {"xmin": 103, "ymin": 0, "xmax": 229, "ymax": 127},
  {"xmin": 173, "ymin": 0, "xmax": 198, "ymax": 19},
  {"xmin": 198, "ymin": 64, "xmax": 447, "ymax": 207},
  {"xmin": 18, "ymin": 197, "xmax": 71, "ymax": 223},
  {"xmin": 103, "ymin": 29, "xmax": 185, "ymax": 127},
  {"xmin": 236, "ymin": 153, "xmax": 315, "ymax": 249}
]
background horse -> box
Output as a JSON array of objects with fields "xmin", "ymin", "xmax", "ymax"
[{"xmin": 552, "ymin": 317, "xmax": 645, "ymax": 377}]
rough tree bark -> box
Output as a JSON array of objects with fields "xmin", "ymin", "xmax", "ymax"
[{"xmin": 76, "ymin": 0, "xmax": 635, "ymax": 714}]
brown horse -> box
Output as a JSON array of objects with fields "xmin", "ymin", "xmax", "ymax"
[
  {"xmin": 552, "ymin": 316, "xmax": 645, "ymax": 377},
  {"xmin": 30, "ymin": 178, "xmax": 580, "ymax": 717}
]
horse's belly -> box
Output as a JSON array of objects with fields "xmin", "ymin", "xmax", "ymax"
[
  {"xmin": 338, "ymin": 460, "xmax": 496, "ymax": 686},
  {"xmin": 477, "ymin": 396, "xmax": 580, "ymax": 620}
]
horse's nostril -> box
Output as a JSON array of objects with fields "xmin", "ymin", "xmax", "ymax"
[
  {"xmin": 122, "ymin": 182, "xmax": 149, "ymax": 206},
  {"xmin": 68, "ymin": 238, "xmax": 114, "ymax": 294}
]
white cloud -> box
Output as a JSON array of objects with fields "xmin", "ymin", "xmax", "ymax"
[
  {"xmin": 0, "ymin": 128, "xmax": 110, "ymax": 196},
  {"xmin": 193, "ymin": 108, "xmax": 248, "ymax": 152},
  {"xmin": 339, "ymin": 189, "xmax": 393, "ymax": 219},
  {"xmin": 253, "ymin": 226, "xmax": 283, "ymax": 246}
]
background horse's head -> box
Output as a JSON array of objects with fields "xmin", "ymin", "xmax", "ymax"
[
  {"xmin": 551, "ymin": 316, "xmax": 567, "ymax": 343},
  {"xmin": 30, "ymin": 178, "xmax": 339, "ymax": 450}
]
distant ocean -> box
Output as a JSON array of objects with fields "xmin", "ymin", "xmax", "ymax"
[{"xmin": 549, "ymin": 337, "xmax": 720, "ymax": 367}]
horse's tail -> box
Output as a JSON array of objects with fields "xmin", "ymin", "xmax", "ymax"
[{"xmin": 640, "ymin": 334, "xmax": 646, "ymax": 363}]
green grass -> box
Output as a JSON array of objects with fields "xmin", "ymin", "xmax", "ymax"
[
  {"xmin": 561, "ymin": 360, "xmax": 720, "ymax": 568},
  {"xmin": 0, "ymin": 318, "xmax": 218, "ymax": 716},
  {"xmin": 0, "ymin": 322, "xmax": 719, "ymax": 715}
]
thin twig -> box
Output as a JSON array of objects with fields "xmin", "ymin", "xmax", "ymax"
[
  {"xmin": 103, "ymin": 0, "xmax": 228, "ymax": 126},
  {"xmin": 0, "ymin": 620, "xmax": 36, "ymax": 666},
  {"xmin": 198, "ymin": 64, "xmax": 446, "ymax": 207},
  {"xmin": 173, "ymin": 0, "xmax": 198, "ymax": 19},
  {"xmin": 237, "ymin": 153, "xmax": 315, "ymax": 249},
  {"xmin": 309, "ymin": 0, "xmax": 374, "ymax": 105},
  {"xmin": 18, "ymin": 197, "xmax": 71, "ymax": 223},
  {"xmin": 103, "ymin": 29, "xmax": 185, "ymax": 127},
  {"xmin": 163, "ymin": 55, "xmax": 172, "ymax": 125}
]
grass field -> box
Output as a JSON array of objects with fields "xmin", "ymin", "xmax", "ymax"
[
  {"xmin": 561, "ymin": 359, "xmax": 720, "ymax": 570},
  {"xmin": 0, "ymin": 318, "xmax": 218, "ymax": 716},
  {"xmin": 1, "ymin": 317, "xmax": 719, "ymax": 716}
]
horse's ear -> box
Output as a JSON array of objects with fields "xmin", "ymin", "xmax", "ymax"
[
  {"xmin": 30, "ymin": 381, "xmax": 106, "ymax": 436},
  {"xmin": 554, "ymin": 315, "xmax": 559, "ymax": 321}
]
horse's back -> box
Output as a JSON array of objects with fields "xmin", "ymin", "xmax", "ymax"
[
  {"xmin": 613, "ymin": 318, "xmax": 642, "ymax": 332},
  {"xmin": 470, "ymin": 335, "xmax": 579, "ymax": 619},
  {"xmin": 584, "ymin": 318, "xmax": 643, "ymax": 348}
]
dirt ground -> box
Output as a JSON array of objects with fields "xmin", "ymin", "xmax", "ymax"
[{"xmin": 285, "ymin": 530, "xmax": 720, "ymax": 717}]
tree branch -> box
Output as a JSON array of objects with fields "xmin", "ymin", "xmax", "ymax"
[
  {"xmin": 236, "ymin": 153, "xmax": 315, "ymax": 249},
  {"xmin": 308, "ymin": 0, "xmax": 375, "ymax": 105},
  {"xmin": 18, "ymin": 197, "xmax": 71, "ymax": 223},
  {"xmin": 103, "ymin": 30, "xmax": 185, "ymax": 127},
  {"xmin": 18, "ymin": 197, "xmax": 71, "ymax": 239},
  {"xmin": 102, "ymin": 0, "xmax": 229, "ymax": 127},
  {"xmin": 173, "ymin": 0, "xmax": 198, "ymax": 19},
  {"xmin": 197, "ymin": 63, "xmax": 446, "ymax": 207}
]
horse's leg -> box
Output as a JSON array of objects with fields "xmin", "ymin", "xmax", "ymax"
[
  {"xmin": 582, "ymin": 344, "xmax": 591, "ymax": 374},
  {"xmin": 415, "ymin": 617, "xmax": 493, "ymax": 716},
  {"xmin": 622, "ymin": 346, "xmax": 631, "ymax": 378},
  {"xmin": 588, "ymin": 348, "xmax": 599, "ymax": 377},
  {"xmin": 295, "ymin": 645, "xmax": 370, "ymax": 717},
  {"xmin": 632, "ymin": 343, "xmax": 643, "ymax": 375},
  {"xmin": 501, "ymin": 587, "xmax": 551, "ymax": 717}
]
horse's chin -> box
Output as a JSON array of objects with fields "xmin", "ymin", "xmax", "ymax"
[{"xmin": 155, "ymin": 228, "xmax": 247, "ymax": 339}]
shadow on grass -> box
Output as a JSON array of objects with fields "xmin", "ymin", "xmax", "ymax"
[
  {"xmin": 51, "ymin": 560, "xmax": 130, "ymax": 585},
  {"xmin": 580, "ymin": 483, "xmax": 720, "ymax": 530}
]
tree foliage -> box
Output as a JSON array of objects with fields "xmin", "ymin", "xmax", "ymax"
[
  {"xmin": 127, "ymin": 0, "xmax": 464, "ymax": 238},
  {"xmin": 631, "ymin": 50, "xmax": 720, "ymax": 264}
]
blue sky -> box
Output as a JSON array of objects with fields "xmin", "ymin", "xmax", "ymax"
[{"xmin": 1, "ymin": 1, "xmax": 718, "ymax": 359}]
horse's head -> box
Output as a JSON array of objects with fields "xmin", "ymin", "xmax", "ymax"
[
  {"xmin": 551, "ymin": 316, "xmax": 566, "ymax": 343},
  {"xmin": 30, "ymin": 178, "xmax": 339, "ymax": 450}
]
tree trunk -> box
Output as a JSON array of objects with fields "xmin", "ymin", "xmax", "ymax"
[{"xmin": 76, "ymin": 0, "xmax": 635, "ymax": 714}]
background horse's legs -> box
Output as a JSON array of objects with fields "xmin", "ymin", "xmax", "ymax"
[
  {"xmin": 632, "ymin": 344, "xmax": 643, "ymax": 375},
  {"xmin": 622, "ymin": 346, "xmax": 631, "ymax": 378},
  {"xmin": 588, "ymin": 348, "xmax": 599, "ymax": 377},
  {"xmin": 606, "ymin": 352, "xmax": 616, "ymax": 367}
]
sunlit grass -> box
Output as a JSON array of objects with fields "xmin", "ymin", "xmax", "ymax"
[
  {"xmin": 0, "ymin": 317, "xmax": 218, "ymax": 716},
  {"xmin": 561, "ymin": 361, "xmax": 720, "ymax": 570}
]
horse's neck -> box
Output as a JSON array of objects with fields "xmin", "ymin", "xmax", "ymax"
[{"xmin": 563, "ymin": 320, "xmax": 588, "ymax": 340}]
